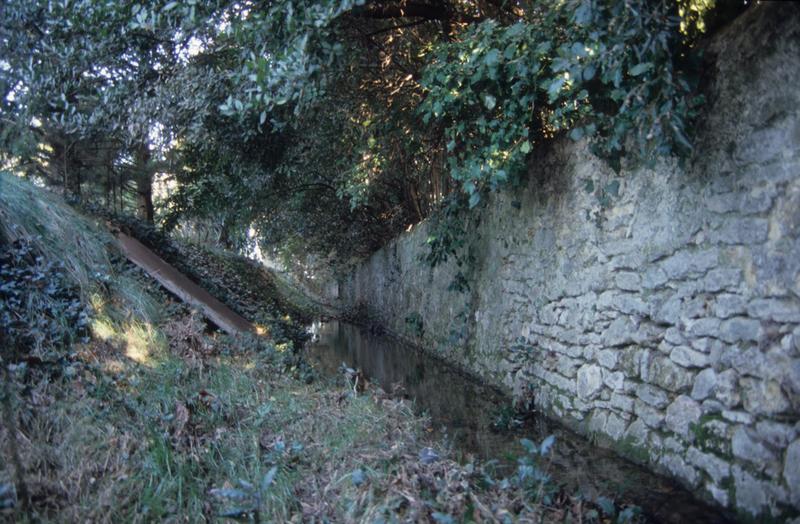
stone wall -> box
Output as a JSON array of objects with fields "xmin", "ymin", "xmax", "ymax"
[{"xmin": 336, "ymin": 4, "xmax": 800, "ymax": 520}]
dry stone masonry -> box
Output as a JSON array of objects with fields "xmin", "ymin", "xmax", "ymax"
[{"xmin": 336, "ymin": 5, "xmax": 800, "ymax": 520}]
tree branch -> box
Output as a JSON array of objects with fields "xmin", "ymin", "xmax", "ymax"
[
  {"xmin": 353, "ymin": 1, "xmax": 482, "ymax": 23},
  {"xmin": 364, "ymin": 18, "xmax": 432, "ymax": 37}
]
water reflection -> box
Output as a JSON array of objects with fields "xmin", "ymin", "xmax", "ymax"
[{"xmin": 306, "ymin": 321, "xmax": 731, "ymax": 524}]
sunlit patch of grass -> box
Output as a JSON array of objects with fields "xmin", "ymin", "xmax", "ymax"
[
  {"xmin": 90, "ymin": 312, "xmax": 165, "ymax": 365},
  {"xmin": 123, "ymin": 322, "xmax": 164, "ymax": 364},
  {"xmin": 90, "ymin": 317, "xmax": 117, "ymax": 341}
]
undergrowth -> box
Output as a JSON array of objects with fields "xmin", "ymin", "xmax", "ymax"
[{"xmin": 0, "ymin": 173, "xmax": 639, "ymax": 522}]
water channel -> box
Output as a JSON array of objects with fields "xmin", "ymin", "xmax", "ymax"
[{"xmin": 305, "ymin": 320, "xmax": 733, "ymax": 524}]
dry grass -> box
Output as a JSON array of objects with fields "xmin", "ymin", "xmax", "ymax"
[
  {"xmin": 2, "ymin": 336, "xmax": 596, "ymax": 523},
  {"xmin": 0, "ymin": 172, "xmax": 113, "ymax": 294}
]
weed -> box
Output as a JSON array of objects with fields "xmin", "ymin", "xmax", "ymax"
[{"xmin": 404, "ymin": 311, "xmax": 424, "ymax": 337}]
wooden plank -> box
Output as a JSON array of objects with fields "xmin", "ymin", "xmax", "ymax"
[{"xmin": 116, "ymin": 233, "xmax": 255, "ymax": 336}]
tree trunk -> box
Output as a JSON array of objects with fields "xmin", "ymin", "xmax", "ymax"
[
  {"xmin": 50, "ymin": 136, "xmax": 81, "ymax": 197},
  {"xmin": 218, "ymin": 214, "xmax": 233, "ymax": 249},
  {"xmin": 134, "ymin": 144, "xmax": 155, "ymax": 223}
]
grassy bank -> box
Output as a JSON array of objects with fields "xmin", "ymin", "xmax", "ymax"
[{"xmin": 1, "ymin": 173, "xmax": 629, "ymax": 522}]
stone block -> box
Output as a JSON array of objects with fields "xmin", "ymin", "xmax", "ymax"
[
  {"xmin": 685, "ymin": 296, "xmax": 709, "ymax": 319},
  {"xmin": 576, "ymin": 364, "xmax": 603, "ymax": 400},
  {"xmin": 687, "ymin": 318, "xmax": 721, "ymax": 338},
  {"xmin": 556, "ymin": 357, "xmax": 579, "ymax": 378},
  {"xmin": 602, "ymin": 316, "xmax": 636, "ymax": 347},
  {"xmin": 687, "ymin": 447, "xmax": 731, "ymax": 484},
  {"xmin": 624, "ymin": 418, "xmax": 650, "ymax": 447},
  {"xmin": 605, "ymin": 412, "xmax": 628, "ymax": 440},
  {"xmin": 670, "ymin": 346, "xmax": 710, "ymax": 368},
  {"xmin": 691, "ymin": 368, "xmax": 718, "ymax": 401},
  {"xmin": 635, "ymin": 400, "xmax": 665, "ymax": 429},
  {"xmin": 616, "ymin": 295, "xmax": 650, "ymax": 316},
  {"xmin": 655, "ymin": 295, "xmax": 682, "ymax": 326},
  {"xmin": 610, "ymin": 392, "xmax": 635, "ymax": 413},
  {"xmin": 660, "ymin": 249, "xmax": 719, "ymax": 280},
  {"xmin": 732, "ymin": 465, "xmax": 769, "ymax": 517},
  {"xmin": 707, "ymin": 482, "xmax": 730, "ymax": 507},
  {"xmin": 720, "ymin": 317, "xmax": 762, "ymax": 343},
  {"xmin": 603, "ymin": 369, "xmax": 625, "ymax": 391},
  {"xmin": 715, "ymin": 369, "xmax": 741, "ymax": 408},
  {"xmin": 732, "ymin": 426, "xmax": 779, "ymax": 469},
  {"xmin": 665, "ymin": 395, "xmax": 702, "ymax": 437},
  {"xmin": 755, "ymin": 420, "xmax": 797, "ymax": 449},
  {"xmin": 785, "ymin": 439, "xmax": 800, "ymax": 505},
  {"xmin": 747, "ymin": 298, "xmax": 800, "ymax": 323},
  {"xmin": 701, "ymin": 399, "xmax": 725, "ymax": 414},
  {"xmin": 722, "ymin": 410, "xmax": 754, "ymax": 425},
  {"xmin": 703, "ymin": 268, "xmax": 743, "ymax": 293},
  {"xmin": 615, "ymin": 271, "xmax": 641, "ymax": 292},
  {"xmin": 618, "ymin": 348, "xmax": 642, "ymax": 377},
  {"xmin": 636, "ymin": 383, "xmax": 670, "ymax": 408},
  {"xmin": 642, "ymin": 266, "xmax": 668, "ymax": 289},
  {"xmin": 588, "ymin": 410, "xmax": 608, "ymax": 434},
  {"xmin": 660, "ymin": 453, "xmax": 700, "ymax": 488},
  {"xmin": 713, "ymin": 294, "xmax": 747, "ymax": 319},
  {"xmin": 740, "ymin": 377, "xmax": 790, "ymax": 416},
  {"xmin": 690, "ymin": 337, "xmax": 712, "ymax": 353},
  {"xmin": 713, "ymin": 218, "xmax": 769, "ymax": 245},
  {"xmin": 597, "ymin": 349, "xmax": 619, "ymax": 369},
  {"xmin": 648, "ymin": 356, "xmax": 694, "ymax": 392},
  {"xmin": 664, "ymin": 327, "xmax": 685, "ymax": 345}
]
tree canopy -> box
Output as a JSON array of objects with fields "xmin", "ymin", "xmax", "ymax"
[{"xmin": 1, "ymin": 0, "xmax": 740, "ymax": 273}]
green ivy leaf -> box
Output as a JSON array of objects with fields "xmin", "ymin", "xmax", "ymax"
[
  {"xmin": 483, "ymin": 48, "xmax": 500, "ymax": 67},
  {"xmin": 629, "ymin": 62, "xmax": 653, "ymax": 76},
  {"xmin": 261, "ymin": 466, "xmax": 278, "ymax": 491},
  {"xmin": 351, "ymin": 468, "xmax": 365, "ymax": 486},
  {"xmin": 546, "ymin": 77, "xmax": 565, "ymax": 101}
]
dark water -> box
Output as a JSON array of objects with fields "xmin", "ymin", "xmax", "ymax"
[{"xmin": 305, "ymin": 320, "xmax": 733, "ymax": 524}]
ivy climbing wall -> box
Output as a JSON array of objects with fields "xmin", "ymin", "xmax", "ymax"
[{"xmin": 336, "ymin": 4, "xmax": 800, "ymax": 520}]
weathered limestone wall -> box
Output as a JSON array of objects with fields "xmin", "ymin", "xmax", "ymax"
[{"xmin": 337, "ymin": 4, "xmax": 800, "ymax": 520}]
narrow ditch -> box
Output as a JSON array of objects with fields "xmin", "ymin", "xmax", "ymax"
[{"xmin": 305, "ymin": 320, "xmax": 733, "ymax": 524}]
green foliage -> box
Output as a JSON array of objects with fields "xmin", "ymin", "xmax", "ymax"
[
  {"xmin": 1, "ymin": 0, "xmax": 731, "ymax": 275},
  {"xmin": 209, "ymin": 466, "xmax": 280, "ymax": 522},
  {"xmin": 420, "ymin": 0, "xmax": 704, "ymax": 211},
  {"xmin": 588, "ymin": 497, "xmax": 642, "ymax": 523},
  {"xmin": 490, "ymin": 403, "xmax": 524, "ymax": 432},
  {"xmin": 218, "ymin": 0, "xmax": 365, "ymax": 125},
  {"xmin": 515, "ymin": 436, "xmax": 556, "ymax": 502}
]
